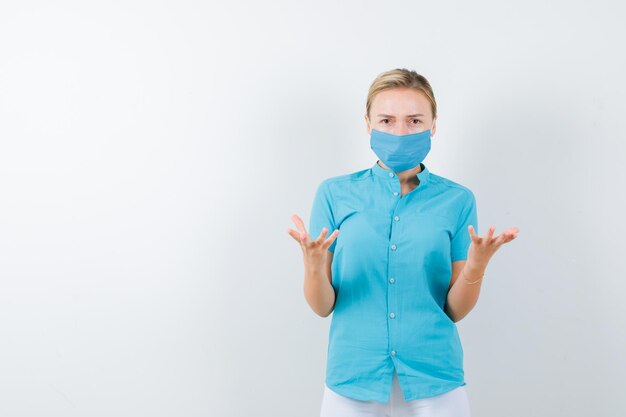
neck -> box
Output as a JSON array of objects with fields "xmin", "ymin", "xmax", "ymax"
[{"xmin": 377, "ymin": 160, "xmax": 422, "ymax": 184}]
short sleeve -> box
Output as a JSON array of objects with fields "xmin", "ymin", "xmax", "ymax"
[
  {"xmin": 309, "ymin": 180, "xmax": 338, "ymax": 252},
  {"xmin": 450, "ymin": 191, "xmax": 478, "ymax": 262}
]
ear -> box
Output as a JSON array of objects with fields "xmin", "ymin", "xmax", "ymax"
[
  {"xmin": 364, "ymin": 114, "xmax": 371, "ymax": 135},
  {"xmin": 430, "ymin": 117, "xmax": 437, "ymax": 137}
]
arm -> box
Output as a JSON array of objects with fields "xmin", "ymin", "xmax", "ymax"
[
  {"xmin": 302, "ymin": 180, "xmax": 338, "ymax": 318},
  {"xmin": 445, "ymin": 260, "xmax": 485, "ymax": 323},
  {"xmin": 303, "ymin": 250, "xmax": 335, "ymax": 318},
  {"xmin": 445, "ymin": 224, "xmax": 520, "ymax": 323}
]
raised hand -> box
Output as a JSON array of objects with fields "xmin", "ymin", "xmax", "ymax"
[
  {"xmin": 287, "ymin": 214, "xmax": 339, "ymax": 270},
  {"xmin": 466, "ymin": 225, "xmax": 519, "ymax": 268}
]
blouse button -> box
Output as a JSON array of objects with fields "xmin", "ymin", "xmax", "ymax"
[
  {"xmin": 390, "ymin": 350, "xmax": 396, "ymax": 357},
  {"xmin": 394, "ymin": 216, "xmax": 399, "ymax": 221},
  {"xmin": 390, "ymin": 244, "xmax": 396, "ymax": 250},
  {"xmin": 389, "ymin": 312, "xmax": 395, "ymax": 319},
  {"xmin": 389, "ymin": 277, "xmax": 395, "ymax": 284},
  {"xmin": 388, "ymin": 172, "xmax": 394, "ymax": 177},
  {"xmin": 393, "ymin": 191, "xmax": 399, "ymax": 196}
]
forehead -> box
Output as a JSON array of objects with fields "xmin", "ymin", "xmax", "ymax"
[{"xmin": 371, "ymin": 88, "xmax": 431, "ymax": 117}]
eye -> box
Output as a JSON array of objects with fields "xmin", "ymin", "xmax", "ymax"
[
  {"xmin": 381, "ymin": 119, "xmax": 390, "ymax": 124},
  {"xmin": 412, "ymin": 119, "xmax": 422, "ymax": 124}
]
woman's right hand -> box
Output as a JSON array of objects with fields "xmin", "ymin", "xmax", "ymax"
[{"xmin": 287, "ymin": 214, "xmax": 339, "ymax": 271}]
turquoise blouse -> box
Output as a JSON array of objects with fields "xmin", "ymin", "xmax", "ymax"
[{"xmin": 308, "ymin": 160, "xmax": 478, "ymax": 403}]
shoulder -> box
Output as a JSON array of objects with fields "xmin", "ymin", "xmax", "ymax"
[
  {"xmin": 429, "ymin": 172, "xmax": 474, "ymax": 195},
  {"xmin": 427, "ymin": 171, "xmax": 476, "ymax": 205},
  {"xmin": 429, "ymin": 171, "xmax": 473, "ymax": 193},
  {"xmin": 317, "ymin": 167, "xmax": 372, "ymax": 191}
]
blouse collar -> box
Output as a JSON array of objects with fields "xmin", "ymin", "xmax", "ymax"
[{"xmin": 371, "ymin": 160, "xmax": 431, "ymax": 184}]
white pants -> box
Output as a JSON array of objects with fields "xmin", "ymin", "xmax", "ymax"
[{"xmin": 319, "ymin": 370, "xmax": 471, "ymax": 417}]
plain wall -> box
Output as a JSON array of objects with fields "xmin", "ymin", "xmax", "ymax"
[{"xmin": 0, "ymin": 1, "xmax": 625, "ymax": 416}]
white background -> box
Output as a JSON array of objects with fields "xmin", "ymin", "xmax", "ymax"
[{"xmin": 1, "ymin": 1, "xmax": 624, "ymax": 416}]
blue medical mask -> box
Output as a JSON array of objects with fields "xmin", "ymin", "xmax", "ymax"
[{"xmin": 370, "ymin": 128, "xmax": 432, "ymax": 172}]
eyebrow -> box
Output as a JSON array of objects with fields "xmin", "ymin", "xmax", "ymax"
[{"xmin": 376, "ymin": 113, "xmax": 425, "ymax": 118}]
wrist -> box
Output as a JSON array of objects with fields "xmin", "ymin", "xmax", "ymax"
[
  {"xmin": 304, "ymin": 263, "xmax": 327, "ymax": 279},
  {"xmin": 462, "ymin": 262, "xmax": 486, "ymax": 284},
  {"xmin": 465, "ymin": 258, "xmax": 487, "ymax": 275}
]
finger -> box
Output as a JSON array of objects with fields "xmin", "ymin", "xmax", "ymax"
[
  {"xmin": 468, "ymin": 225, "xmax": 481, "ymax": 243},
  {"xmin": 315, "ymin": 227, "xmax": 329, "ymax": 242},
  {"xmin": 291, "ymin": 214, "xmax": 314, "ymax": 244},
  {"xmin": 324, "ymin": 229, "xmax": 340, "ymax": 247},
  {"xmin": 287, "ymin": 228, "xmax": 304, "ymax": 243},
  {"xmin": 287, "ymin": 230, "xmax": 308, "ymax": 253},
  {"xmin": 486, "ymin": 226, "xmax": 495, "ymax": 241},
  {"xmin": 291, "ymin": 214, "xmax": 309, "ymax": 236},
  {"xmin": 506, "ymin": 226, "xmax": 519, "ymax": 239},
  {"xmin": 504, "ymin": 230, "xmax": 518, "ymax": 243},
  {"xmin": 493, "ymin": 232, "xmax": 507, "ymax": 246},
  {"xmin": 501, "ymin": 227, "xmax": 519, "ymax": 243}
]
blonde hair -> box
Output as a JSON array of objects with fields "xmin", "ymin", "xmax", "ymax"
[{"xmin": 366, "ymin": 68, "xmax": 437, "ymax": 120}]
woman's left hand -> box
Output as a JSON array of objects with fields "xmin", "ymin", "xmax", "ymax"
[{"xmin": 466, "ymin": 225, "xmax": 519, "ymax": 269}]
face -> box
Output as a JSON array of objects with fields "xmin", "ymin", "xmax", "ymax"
[{"xmin": 365, "ymin": 87, "xmax": 436, "ymax": 137}]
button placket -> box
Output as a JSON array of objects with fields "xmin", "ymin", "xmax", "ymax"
[{"xmin": 388, "ymin": 187, "xmax": 402, "ymax": 361}]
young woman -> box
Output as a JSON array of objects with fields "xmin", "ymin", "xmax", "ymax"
[{"xmin": 287, "ymin": 68, "xmax": 519, "ymax": 417}]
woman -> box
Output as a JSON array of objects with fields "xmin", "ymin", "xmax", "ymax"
[{"xmin": 287, "ymin": 68, "xmax": 519, "ymax": 417}]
